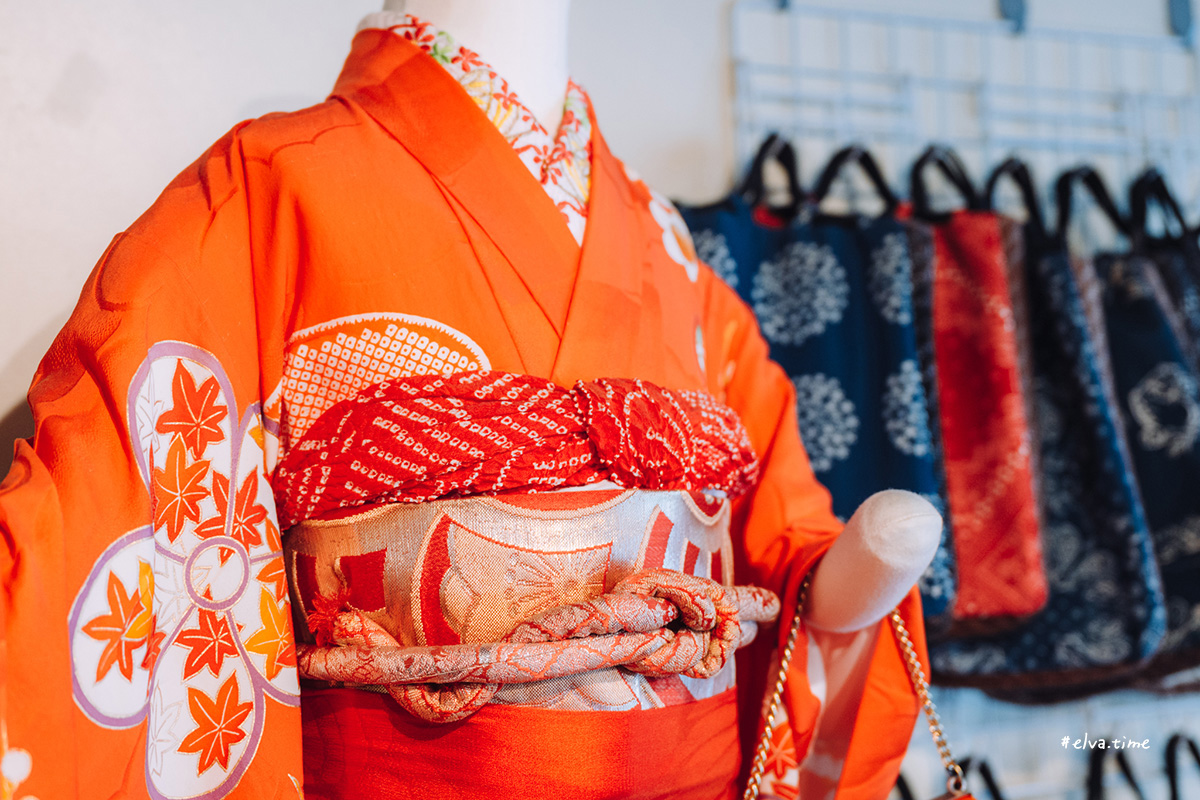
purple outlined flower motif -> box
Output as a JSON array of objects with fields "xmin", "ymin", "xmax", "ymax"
[{"xmin": 69, "ymin": 342, "xmax": 297, "ymax": 800}]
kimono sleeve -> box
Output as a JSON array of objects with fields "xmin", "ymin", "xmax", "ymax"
[
  {"xmin": 702, "ymin": 272, "xmax": 923, "ymax": 800},
  {"xmin": 703, "ymin": 272, "xmax": 842, "ymax": 600},
  {"xmin": 0, "ymin": 128, "xmax": 303, "ymax": 800}
]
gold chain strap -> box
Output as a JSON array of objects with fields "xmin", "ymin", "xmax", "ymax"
[
  {"xmin": 743, "ymin": 576, "xmax": 810, "ymax": 800},
  {"xmin": 742, "ymin": 589, "xmax": 967, "ymax": 799},
  {"xmin": 889, "ymin": 610, "xmax": 966, "ymax": 796}
]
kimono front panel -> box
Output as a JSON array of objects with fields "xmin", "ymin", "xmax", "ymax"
[{"xmin": 0, "ymin": 28, "xmax": 920, "ymax": 800}]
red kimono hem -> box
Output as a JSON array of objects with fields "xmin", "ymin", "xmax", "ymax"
[{"xmin": 300, "ymin": 685, "xmax": 741, "ymax": 800}]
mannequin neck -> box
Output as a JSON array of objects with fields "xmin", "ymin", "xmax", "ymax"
[{"xmin": 382, "ymin": 0, "xmax": 572, "ymax": 133}]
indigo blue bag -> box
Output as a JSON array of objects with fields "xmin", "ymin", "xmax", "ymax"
[
  {"xmin": 679, "ymin": 142, "xmax": 957, "ymax": 625},
  {"xmin": 1092, "ymin": 169, "xmax": 1200, "ymax": 687}
]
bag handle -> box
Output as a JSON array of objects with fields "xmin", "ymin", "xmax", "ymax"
[
  {"xmin": 736, "ymin": 133, "xmax": 804, "ymax": 219},
  {"xmin": 1129, "ymin": 167, "xmax": 1191, "ymax": 247},
  {"xmin": 1053, "ymin": 166, "xmax": 1130, "ymax": 248},
  {"xmin": 810, "ymin": 144, "xmax": 900, "ymax": 216},
  {"xmin": 984, "ymin": 157, "xmax": 1049, "ymax": 245},
  {"xmin": 1166, "ymin": 732, "xmax": 1200, "ymax": 800},
  {"xmin": 958, "ymin": 757, "xmax": 1008, "ymax": 800},
  {"xmin": 910, "ymin": 145, "xmax": 985, "ymax": 219},
  {"xmin": 894, "ymin": 773, "xmax": 917, "ymax": 800},
  {"xmin": 1085, "ymin": 747, "xmax": 1147, "ymax": 800}
]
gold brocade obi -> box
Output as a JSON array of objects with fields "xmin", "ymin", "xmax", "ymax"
[{"xmin": 285, "ymin": 485, "xmax": 743, "ymax": 713}]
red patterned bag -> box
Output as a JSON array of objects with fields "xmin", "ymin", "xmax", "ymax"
[{"xmin": 909, "ymin": 147, "xmax": 1047, "ymax": 628}]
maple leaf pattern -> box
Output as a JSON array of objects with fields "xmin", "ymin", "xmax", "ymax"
[
  {"xmin": 765, "ymin": 722, "xmax": 797, "ymax": 779},
  {"xmin": 178, "ymin": 675, "xmax": 253, "ymax": 775},
  {"xmin": 81, "ymin": 571, "xmax": 148, "ymax": 681},
  {"xmin": 126, "ymin": 560, "xmax": 156, "ymax": 641},
  {"xmin": 229, "ymin": 469, "xmax": 267, "ymax": 552},
  {"xmin": 174, "ymin": 608, "xmax": 239, "ymax": 680},
  {"xmin": 141, "ymin": 622, "xmax": 166, "ymax": 672},
  {"xmin": 152, "ymin": 436, "xmax": 210, "ymax": 543},
  {"xmin": 148, "ymin": 684, "xmax": 184, "ymax": 777},
  {"xmin": 264, "ymin": 517, "xmax": 282, "ymax": 553},
  {"xmin": 193, "ymin": 472, "xmax": 230, "ymax": 541},
  {"xmin": 256, "ymin": 558, "xmax": 287, "ymax": 603},
  {"xmin": 155, "ymin": 360, "xmax": 228, "ymax": 460},
  {"xmin": 72, "ymin": 347, "xmax": 298, "ymax": 796},
  {"xmin": 244, "ymin": 589, "xmax": 295, "ymax": 680}
]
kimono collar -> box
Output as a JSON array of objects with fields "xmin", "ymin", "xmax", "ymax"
[
  {"xmin": 357, "ymin": 11, "xmax": 592, "ymax": 244},
  {"xmin": 331, "ymin": 29, "xmax": 651, "ymax": 380}
]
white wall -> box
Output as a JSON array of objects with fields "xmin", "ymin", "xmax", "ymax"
[{"xmin": 0, "ymin": 1, "xmax": 386, "ymax": 458}]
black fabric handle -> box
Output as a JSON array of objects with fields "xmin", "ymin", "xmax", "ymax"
[
  {"xmin": 1129, "ymin": 167, "xmax": 1190, "ymax": 245},
  {"xmin": 736, "ymin": 133, "xmax": 782, "ymax": 204},
  {"xmin": 958, "ymin": 756, "xmax": 1008, "ymax": 800},
  {"xmin": 893, "ymin": 773, "xmax": 916, "ymax": 800},
  {"xmin": 984, "ymin": 157, "xmax": 1049, "ymax": 244},
  {"xmin": 736, "ymin": 133, "xmax": 803, "ymax": 218},
  {"xmin": 810, "ymin": 144, "xmax": 899, "ymax": 216},
  {"xmin": 1166, "ymin": 732, "xmax": 1200, "ymax": 800},
  {"xmin": 910, "ymin": 144, "xmax": 985, "ymax": 219},
  {"xmin": 1054, "ymin": 166, "xmax": 1131, "ymax": 247},
  {"xmin": 1086, "ymin": 747, "xmax": 1148, "ymax": 800}
]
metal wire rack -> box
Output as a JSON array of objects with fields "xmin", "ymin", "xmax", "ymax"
[{"xmin": 732, "ymin": 0, "xmax": 1200, "ymax": 219}]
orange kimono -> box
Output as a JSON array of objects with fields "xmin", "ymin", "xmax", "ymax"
[{"xmin": 0, "ymin": 26, "xmax": 923, "ymax": 800}]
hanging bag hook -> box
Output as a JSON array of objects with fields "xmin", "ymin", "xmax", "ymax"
[
  {"xmin": 736, "ymin": 133, "xmax": 804, "ymax": 222},
  {"xmin": 811, "ymin": 144, "xmax": 899, "ymax": 217},
  {"xmin": 1052, "ymin": 166, "xmax": 1131, "ymax": 250},
  {"xmin": 910, "ymin": 144, "xmax": 985, "ymax": 221},
  {"xmin": 985, "ymin": 157, "xmax": 1049, "ymax": 246}
]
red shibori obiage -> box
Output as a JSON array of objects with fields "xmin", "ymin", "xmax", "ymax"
[{"xmin": 273, "ymin": 371, "xmax": 759, "ymax": 529}]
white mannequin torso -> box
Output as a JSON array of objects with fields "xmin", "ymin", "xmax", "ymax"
[{"xmin": 381, "ymin": 0, "xmax": 571, "ymax": 134}]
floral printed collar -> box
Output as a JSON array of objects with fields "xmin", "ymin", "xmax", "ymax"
[{"xmin": 358, "ymin": 11, "xmax": 593, "ymax": 245}]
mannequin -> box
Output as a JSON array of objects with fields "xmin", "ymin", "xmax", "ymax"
[{"xmin": 379, "ymin": 0, "xmax": 941, "ymax": 637}]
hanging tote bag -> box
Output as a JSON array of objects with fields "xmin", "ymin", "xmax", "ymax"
[
  {"xmin": 775, "ymin": 145, "xmax": 940, "ymax": 519},
  {"xmin": 1129, "ymin": 168, "xmax": 1200, "ymax": 373},
  {"xmin": 909, "ymin": 146, "xmax": 1046, "ymax": 631},
  {"xmin": 1091, "ymin": 167, "xmax": 1200, "ymax": 686},
  {"xmin": 929, "ymin": 161, "xmax": 1165, "ymax": 698}
]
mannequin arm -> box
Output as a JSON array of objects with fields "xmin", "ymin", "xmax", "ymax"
[{"xmin": 802, "ymin": 489, "xmax": 942, "ymax": 633}]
